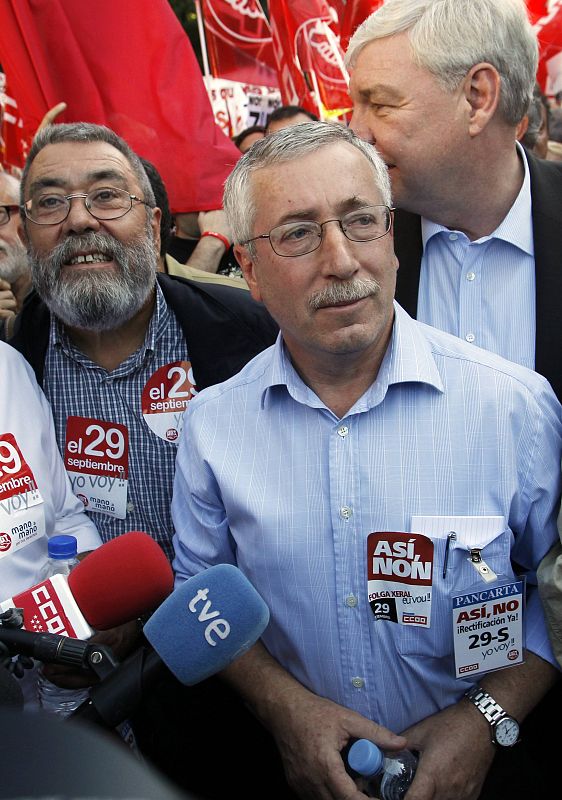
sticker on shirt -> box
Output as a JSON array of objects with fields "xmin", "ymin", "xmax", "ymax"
[
  {"xmin": 141, "ymin": 361, "xmax": 197, "ymax": 443},
  {"xmin": 367, "ymin": 532, "xmax": 434, "ymax": 627},
  {"xmin": 0, "ymin": 433, "xmax": 45, "ymax": 560},
  {"xmin": 64, "ymin": 417, "xmax": 129, "ymax": 519},
  {"xmin": 452, "ymin": 579, "xmax": 525, "ymax": 678}
]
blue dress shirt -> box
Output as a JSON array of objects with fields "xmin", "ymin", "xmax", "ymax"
[
  {"xmin": 172, "ymin": 304, "xmax": 561, "ymax": 734},
  {"xmin": 417, "ymin": 144, "xmax": 535, "ymax": 370}
]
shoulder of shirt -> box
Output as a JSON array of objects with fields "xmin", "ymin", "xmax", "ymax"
[
  {"xmin": 186, "ymin": 345, "xmax": 276, "ymax": 412},
  {"xmin": 0, "ymin": 340, "xmax": 41, "ymax": 389},
  {"xmin": 413, "ymin": 316, "xmax": 558, "ymax": 399}
]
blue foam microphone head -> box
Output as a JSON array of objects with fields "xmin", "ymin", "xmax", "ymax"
[{"xmin": 143, "ymin": 564, "xmax": 270, "ymax": 685}]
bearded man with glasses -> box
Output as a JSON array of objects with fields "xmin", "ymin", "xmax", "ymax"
[
  {"xmin": 10, "ymin": 122, "xmax": 277, "ymax": 565},
  {"xmin": 171, "ymin": 121, "xmax": 562, "ymax": 800}
]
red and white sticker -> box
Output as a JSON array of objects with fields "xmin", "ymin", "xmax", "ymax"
[
  {"xmin": 64, "ymin": 417, "xmax": 129, "ymax": 519},
  {"xmin": 0, "ymin": 433, "xmax": 45, "ymax": 560},
  {"xmin": 367, "ymin": 532, "xmax": 434, "ymax": 627},
  {"xmin": 141, "ymin": 361, "xmax": 197, "ymax": 442}
]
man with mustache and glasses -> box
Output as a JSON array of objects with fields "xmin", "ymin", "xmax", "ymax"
[
  {"xmin": 0, "ymin": 172, "xmax": 31, "ymax": 341},
  {"xmin": 9, "ymin": 122, "xmax": 277, "ymax": 563},
  {"xmin": 171, "ymin": 122, "xmax": 562, "ymax": 800}
]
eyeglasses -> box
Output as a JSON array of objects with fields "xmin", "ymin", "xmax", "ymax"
[
  {"xmin": 22, "ymin": 186, "xmax": 153, "ymax": 226},
  {"xmin": 243, "ymin": 205, "xmax": 394, "ymax": 258},
  {"xmin": 0, "ymin": 205, "xmax": 20, "ymax": 226}
]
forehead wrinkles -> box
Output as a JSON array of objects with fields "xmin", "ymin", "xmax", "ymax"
[{"xmin": 27, "ymin": 143, "xmax": 138, "ymax": 195}]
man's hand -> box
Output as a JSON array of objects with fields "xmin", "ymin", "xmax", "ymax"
[
  {"xmin": 0, "ymin": 279, "xmax": 17, "ymax": 321},
  {"xmin": 399, "ymin": 701, "xmax": 494, "ymax": 800},
  {"xmin": 267, "ymin": 688, "xmax": 407, "ymax": 800},
  {"xmin": 222, "ymin": 643, "xmax": 406, "ymax": 800}
]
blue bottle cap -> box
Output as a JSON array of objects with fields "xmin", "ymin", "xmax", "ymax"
[
  {"xmin": 47, "ymin": 535, "xmax": 78, "ymax": 559},
  {"xmin": 348, "ymin": 739, "xmax": 384, "ymax": 777}
]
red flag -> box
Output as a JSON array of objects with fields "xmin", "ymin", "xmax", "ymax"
[
  {"xmin": 269, "ymin": 0, "xmax": 351, "ymax": 114},
  {"xmin": 0, "ymin": 0, "xmax": 240, "ymax": 213},
  {"xmin": 340, "ymin": 1, "xmax": 384, "ymax": 53},
  {"xmin": 0, "ymin": 75, "xmax": 28, "ymax": 170},
  {"xmin": 534, "ymin": 2, "xmax": 562, "ymax": 93},
  {"xmin": 200, "ymin": 0, "xmax": 278, "ymax": 87},
  {"xmin": 526, "ymin": 0, "xmax": 549, "ymax": 25}
]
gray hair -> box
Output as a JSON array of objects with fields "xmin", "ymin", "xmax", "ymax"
[
  {"xmin": 223, "ymin": 121, "xmax": 392, "ymax": 250},
  {"xmin": 20, "ymin": 122, "xmax": 155, "ymax": 207},
  {"xmin": 345, "ymin": 0, "xmax": 538, "ymax": 126}
]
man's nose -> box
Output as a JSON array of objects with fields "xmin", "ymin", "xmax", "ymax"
[
  {"xmin": 62, "ymin": 196, "xmax": 101, "ymax": 234},
  {"xmin": 319, "ymin": 222, "xmax": 359, "ymax": 278},
  {"xmin": 349, "ymin": 108, "xmax": 375, "ymax": 145}
]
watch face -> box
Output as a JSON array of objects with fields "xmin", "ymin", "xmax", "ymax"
[{"xmin": 495, "ymin": 717, "xmax": 519, "ymax": 746}]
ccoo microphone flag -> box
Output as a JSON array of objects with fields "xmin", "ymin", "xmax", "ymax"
[{"xmin": 0, "ymin": 531, "xmax": 174, "ymax": 636}]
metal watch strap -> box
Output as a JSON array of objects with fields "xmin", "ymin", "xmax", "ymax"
[{"xmin": 465, "ymin": 685, "xmax": 509, "ymax": 725}]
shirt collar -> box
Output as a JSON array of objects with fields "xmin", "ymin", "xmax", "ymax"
[
  {"xmin": 421, "ymin": 142, "xmax": 533, "ymax": 256},
  {"xmin": 49, "ymin": 280, "xmax": 165, "ymax": 369},
  {"xmin": 260, "ymin": 303, "xmax": 444, "ymax": 415}
]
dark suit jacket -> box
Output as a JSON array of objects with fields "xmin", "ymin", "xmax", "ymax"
[
  {"xmin": 10, "ymin": 273, "xmax": 279, "ymax": 390},
  {"xmin": 393, "ymin": 152, "xmax": 562, "ymax": 401}
]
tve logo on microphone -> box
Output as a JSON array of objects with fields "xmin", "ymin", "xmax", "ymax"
[
  {"xmin": 144, "ymin": 564, "xmax": 270, "ymax": 685},
  {"xmin": 188, "ymin": 587, "xmax": 230, "ymax": 645}
]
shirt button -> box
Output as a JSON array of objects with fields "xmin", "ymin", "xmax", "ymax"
[
  {"xmin": 337, "ymin": 425, "xmax": 349, "ymax": 438},
  {"xmin": 465, "ymin": 333, "xmax": 475, "ymax": 343},
  {"xmin": 466, "ymin": 271, "xmax": 476, "ymax": 281},
  {"xmin": 345, "ymin": 594, "xmax": 358, "ymax": 608},
  {"xmin": 126, "ymin": 501, "xmax": 135, "ymax": 512},
  {"xmin": 351, "ymin": 677, "xmax": 365, "ymax": 689},
  {"xmin": 449, "ymin": 233, "xmax": 458, "ymax": 241},
  {"xmin": 340, "ymin": 506, "xmax": 353, "ymax": 520}
]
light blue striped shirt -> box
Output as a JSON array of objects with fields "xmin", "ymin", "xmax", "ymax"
[
  {"xmin": 172, "ymin": 304, "xmax": 562, "ymax": 733},
  {"xmin": 417, "ymin": 144, "xmax": 535, "ymax": 370}
]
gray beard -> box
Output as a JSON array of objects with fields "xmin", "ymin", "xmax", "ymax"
[
  {"xmin": 0, "ymin": 241, "xmax": 29, "ymax": 284},
  {"xmin": 29, "ymin": 228, "xmax": 157, "ymax": 332}
]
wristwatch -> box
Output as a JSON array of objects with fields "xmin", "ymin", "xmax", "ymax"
[{"xmin": 465, "ymin": 685, "xmax": 520, "ymax": 747}]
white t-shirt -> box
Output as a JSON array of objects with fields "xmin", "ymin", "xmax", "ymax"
[{"xmin": 0, "ymin": 341, "xmax": 101, "ymax": 600}]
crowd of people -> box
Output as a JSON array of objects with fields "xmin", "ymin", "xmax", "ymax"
[{"xmin": 1, "ymin": 1, "xmax": 562, "ymax": 799}]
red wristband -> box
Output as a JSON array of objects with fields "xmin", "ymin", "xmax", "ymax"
[{"xmin": 201, "ymin": 230, "xmax": 230, "ymax": 251}]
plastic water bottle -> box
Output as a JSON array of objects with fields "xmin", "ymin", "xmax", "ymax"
[
  {"xmin": 36, "ymin": 535, "xmax": 90, "ymax": 717},
  {"xmin": 347, "ymin": 738, "xmax": 418, "ymax": 800}
]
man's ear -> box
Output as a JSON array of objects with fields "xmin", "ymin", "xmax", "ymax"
[
  {"xmin": 234, "ymin": 244, "xmax": 262, "ymax": 302},
  {"xmin": 151, "ymin": 206, "xmax": 162, "ymax": 256},
  {"xmin": 462, "ymin": 62, "xmax": 501, "ymax": 137}
]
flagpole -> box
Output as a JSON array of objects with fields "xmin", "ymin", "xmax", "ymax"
[{"xmin": 194, "ymin": 0, "xmax": 211, "ymax": 79}]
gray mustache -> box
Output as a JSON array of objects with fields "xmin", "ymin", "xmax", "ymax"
[{"xmin": 309, "ymin": 279, "xmax": 381, "ymax": 310}]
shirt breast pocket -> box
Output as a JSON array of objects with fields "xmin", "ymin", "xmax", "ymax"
[{"xmin": 396, "ymin": 522, "xmax": 514, "ymax": 659}]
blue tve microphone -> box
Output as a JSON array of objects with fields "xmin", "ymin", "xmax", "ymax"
[
  {"xmin": 71, "ymin": 564, "xmax": 269, "ymax": 729},
  {"xmin": 143, "ymin": 563, "xmax": 270, "ymax": 684}
]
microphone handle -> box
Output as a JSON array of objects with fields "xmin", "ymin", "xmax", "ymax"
[
  {"xmin": 69, "ymin": 645, "xmax": 164, "ymax": 729},
  {"xmin": 0, "ymin": 626, "xmax": 89, "ymax": 668}
]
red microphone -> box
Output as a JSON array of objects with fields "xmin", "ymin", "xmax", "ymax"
[{"xmin": 0, "ymin": 532, "xmax": 173, "ymax": 636}]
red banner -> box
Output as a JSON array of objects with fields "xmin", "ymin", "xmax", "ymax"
[
  {"xmin": 340, "ymin": 0, "xmax": 384, "ymax": 53},
  {"xmin": 269, "ymin": 0, "xmax": 351, "ymax": 114},
  {"xmin": 0, "ymin": 0, "xmax": 240, "ymax": 213},
  {"xmin": 201, "ymin": 0, "xmax": 278, "ymax": 88},
  {"xmin": 534, "ymin": 2, "xmax": 562, "ymax": 93},
  {"xmin": 0, "ymin": 75, "xmax": 28, "ymax": 169},
  {"xmin": 526, "ymin": 0, "xmax": 549, "ymax": 24}
]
